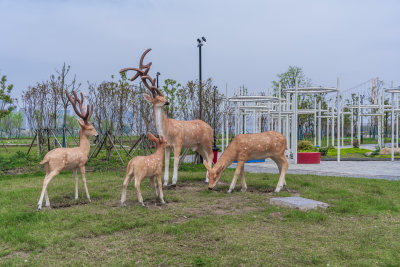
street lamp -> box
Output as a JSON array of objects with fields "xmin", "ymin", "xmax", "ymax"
[
  {"xmin": 156, "ymin": 72, "xmax": 161, "ymax": 88},
  {"xmin": 212, "ymin": 85, "xmax": 219, "ymax": 163},
  {"xmin": 197, "ymin": 36, "xmax": 206, "ymax": 119}
]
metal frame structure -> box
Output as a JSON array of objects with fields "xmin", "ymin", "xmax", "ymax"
[{"xmin": 220, "ymin": 79, "xmax": 400, "ymax": 163}]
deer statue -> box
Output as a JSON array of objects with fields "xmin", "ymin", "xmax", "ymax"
[
  {"xmin": 37, "ymin": 91, "xmax": 98, "ymax": 210},
  {"xmin": 203, "ymin": 131, "xmax": 288, "ymax": 193},
  {"xmin": 121, "ymin": 48, "xmax": 214, "ymax": 187},
  {"xmin": 121, "ymin": 133, "xmax": 169, "ymax": 206}
]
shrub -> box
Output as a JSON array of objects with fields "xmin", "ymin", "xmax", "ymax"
[
  {"xmin": 353, "ymin": 140, "xmax": 359, "ymax": 148},
  {"xmin": 298, "ymin": 140, "xmax": 314, "ymax": 151},
  {"xmin": 318, "ymin": 147, "xmax": 329, "ymax": 156}
]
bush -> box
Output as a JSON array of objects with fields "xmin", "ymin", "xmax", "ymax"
[
  {"xmin": 298, "ymin": 140, "xmax": 314, "ymax": 151},
  {"xmin": 318, "ymin": 147, "xmax": 329, "ymax": 156},
  {"xmin": 353, "ymin": 140, "xmax": 359, "ymax": 148}
]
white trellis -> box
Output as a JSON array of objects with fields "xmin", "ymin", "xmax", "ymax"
[{"xmin": 220, "ymin": 79, "xmax": 400, "ymax": 163}]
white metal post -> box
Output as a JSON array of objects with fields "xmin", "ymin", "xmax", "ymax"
[
  {"xmin": 331, "ymin": 105, "xmax": 335, "ymax": 146},
  {"xmin": 286, "ymin": 93, "xmax": 290, "ymax": 151},
  {"xmin": 314, "ymin": 97, "xmax": 317, "ymax": 146},
  {"xmin": 278, "ymin": 83, "xmax": 282, "ymax": 133},
  {"xmin": 318, "ymin": 100, "xmax": 321, "ymax": 147},
  {"xmin": 357, "ymin": 92, "xmax": 361, "ymax": 146},
  {"xmin": 337, "ymin": 78, "xmax": 341, "ymax": 162},
  {"xmin": 350, "ymin": 105, "xmax": 353, "ymax": 144},
  {"xmin": 294, "ymin": 78, "xmax": 298, "ymax": 164},
  {"xmin": 397, "ymin": 93, "xmax": 399, "ymax": 148},
  {"xmin": 391, "ymin": 92, "xmax": 395, "ymax": 161}
]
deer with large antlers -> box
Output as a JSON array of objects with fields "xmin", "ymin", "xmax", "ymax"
[
  {"xmin": 37, "ymin": 91, "xmax": 98, "ymax": 210},
  {"xmin": 203, "ymin": 131, "xmax": 288, "ymax": 193},
  {"xmin": 121, "ymin": 49, "xmax": 214, "ymax": 186},
  {"xmin": 121, "ymin": 133, "xmax": 169, "ymax": 206}
]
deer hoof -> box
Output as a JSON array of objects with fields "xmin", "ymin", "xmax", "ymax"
[
  {"xmin": 37, "ymin": 205, "xmax": 42, "ymax": 211},
  {"xmin": 227, "ymin": 190, "xmax": 232, "ymax": 194},
  {"xmin": 241, "ymin": 188, "xmax": 247, "ymax": 192},
  {"xmin": 121, "ymin": 202, "xmax": 127, "ymax": 207}
]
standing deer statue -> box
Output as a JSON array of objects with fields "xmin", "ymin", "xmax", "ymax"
[
  {"xmin": 37, "ymin": 91, "xmax": 98, "ymax": 210},
  {"xmin": 121, "ymin": 133, "xmax": 169, "ymax": 206},
  {"xmin": 121, "ymin": 48, "xmax": 214, "ymax": 186},
  {"xmin": 203, "ymin": 131, "xmax": 288, "ymax": 193}
]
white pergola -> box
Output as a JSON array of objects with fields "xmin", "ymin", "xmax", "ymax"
[
  {"xmin": 221, "ymin": 80, "xmax": 342, "ymax": 164},
  {"xmin": 220, "ymin": 80, "xmax": 399, "ymax": 163}
]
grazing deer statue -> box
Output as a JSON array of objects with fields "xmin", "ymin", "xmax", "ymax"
[
  {"xmin": 203, "ymin": 131, "xmax": 288, "ymax": 193},
  {"xmin": 37, "ymin": 91, "xmax": 98, "ymax": 210},
  {"xmin": 121, "ymin": 48, "xmax": 214, "ymax": 186},
  {"xmin": 121, "ymin": 133, "xmax": 169, "ymax": 206}
]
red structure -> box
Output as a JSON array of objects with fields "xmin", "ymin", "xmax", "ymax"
[
  {"xmin": 297, "ymin": 152, "xmax": 321, "ymax": 164},
  {"xmin": 212, "ymin": 148, "xmax": 219, "ymax": 164}
]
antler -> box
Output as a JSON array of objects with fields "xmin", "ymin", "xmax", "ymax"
[
  {"xmin": 66, "ymin": 90, "xmax": 93, "ymax": 124},
  {"xmin": 120, "ymin": 48, "xmax": 164, "ymax": 98}
]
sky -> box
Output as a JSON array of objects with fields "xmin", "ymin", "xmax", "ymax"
[{"xmin": 1, "ymin": 0, "xmax": 399, "ymax": 101}]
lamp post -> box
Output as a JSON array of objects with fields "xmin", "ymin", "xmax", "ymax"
[
  {"xmin": 197, "ymin": 36, "xmax": 206, "ymax": 120},
  {"xmin": 156, "ymin": 72, "xmax": 160, "ymax": 88},
  {"xmin": 212, "ymin": 85, "xmax": 219, "ymax": 163}
]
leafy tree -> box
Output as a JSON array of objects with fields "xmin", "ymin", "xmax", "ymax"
[
  {"xmin": 271, "ymin": 66, "xmax": 311, "ymax": 97},
  {"xmin": 0, "ymin": 75, "xmax": 15, "ymax": 119},
  {"xmin": 162, "ymin": 79, "xmax": 181, "ymax": 118},
  {"xmin": 11, "ymin": 111, "xmax": 23, "ymax": 137}
]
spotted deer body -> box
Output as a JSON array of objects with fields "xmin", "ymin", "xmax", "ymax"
[
  {"xmin": 121, "ymin": 48, "xmax": 214, "ymax": 186},
  {"xmin": 204, "ymin": 131, "xmax": 288, "ymax": 193},
  {"xmin": 121, "ymin": 133, "xmax": 168, "ymax": 206},
  {"xmin": 37, "ymin": 91, "xmax": 98, "ymax": 210}
]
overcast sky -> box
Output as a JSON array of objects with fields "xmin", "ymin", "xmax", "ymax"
[{"xmin": 1, "ymin": 0, "xmax": 399, "ymax": 100}]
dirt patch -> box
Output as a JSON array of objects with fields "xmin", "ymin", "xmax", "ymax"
[
  {"xmin": 163, "ymin": 181, "xmax": 206, "ymax": 192},
  {"xmin": 3, "ymin": 167, "xmax": 31, "ymax": 175},
  {"xmin": 182, "ymin": 195, "xmax": 261, "ymax": 216},
  {"xmin": 0, "ymin": 250, "xmax": 31, "ymax": 261},
  {"xmin": 50, "ymin": 195, "xmax": 97, "ymax": 209}
]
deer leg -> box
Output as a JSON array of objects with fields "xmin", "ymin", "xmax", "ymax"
[
  {"xmin": 228, "ymin": 161, "xmax": 244, "ymax": 193},
  {"xmin": 198, "ymin": 147, "xmax": 214, "ymax": 183},
  {"xmin": 272, "ymin": 155, "xmax": 288, "ymax": 192},
  {"xmin": 79, "ymin": 166, "xmax": 91, "ymax": 202},
  {"xmin": 149, "ymin": 176, "xmax": 158, "ymax": 201},
  {"xmin": 157, "ymin": 174, "xmax": 165, "ymax": 204},
  {"xmin": 135, "ymin": 177, "xmax": 144, "ymax": 206},
  {"xmin": 163, "ymin": 146, "xmax": 171, "ymax": 186},
  {"xmin": 45, "ymin": 189, "xmax": 50, "ymax": 207},
  {"xmin": 240, "ymin": 163, "xmax": 247, "ymax": 192},
  {"xmin": 38, "ymin": 170, "xmax": 59, "ymax": 210},
  {"xmin": 74, "ymin": 169, "xmax": 79, "ymax": 200},
  {"xmin": 171, "ymin": 145, "xmax": 182, "ymax": 185},
  {"xmin": 121, "ymin": 172, "xmax": 133, "ymax": 206}
]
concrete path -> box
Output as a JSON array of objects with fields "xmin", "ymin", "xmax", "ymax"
[{"xmin": 229, "ymin": 159, "xmax": 400, "ymax": 181}]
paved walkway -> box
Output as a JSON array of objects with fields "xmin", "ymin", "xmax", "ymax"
[{"xmin": 229, "ymin": 160, "xmax": 400, "ymax": 181}]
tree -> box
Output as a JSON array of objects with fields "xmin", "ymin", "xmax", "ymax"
[
  {"xmin": 162, "ymin": 79, "xmax": 181, "ymax": 118},
  {"xmin": 11, "ymin": 111, "xmax": 23, "ymax": 137},
  {"xmin": 271, "ymin": 66, "xmax": 311, "ymax": 97},
  {"xmin": 52, "ymin": 64, "xmax": 80, "ymax": 147},
  {"xmin": 0, "ymin": 75, "xmax": 15, "ymax": 119}
]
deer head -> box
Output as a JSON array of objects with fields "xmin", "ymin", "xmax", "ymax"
[
  {"xmin": 66, "ymin": 90, "xmax": 98, "ymax": 137},
  {"xmin": 147, "ymin": 132, "xmax": 169, "ymax": 149},
  {"xmin": 203, "ymin": 161, "xmax": 225, "ymax": 190},
  {"xmin": 120, "ymin": 48, "xmax": 169, "ymax": 107}
]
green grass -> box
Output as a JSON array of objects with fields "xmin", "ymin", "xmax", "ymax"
[{"xmin": 1, "ymin": 166, "xmax": 400, "ymax": 266}]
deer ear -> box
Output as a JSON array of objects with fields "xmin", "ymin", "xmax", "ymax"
[
  {"xmin": 142, "ymin": 93, "xmax": 153, "ymax": 103},
  {"xmin": 78, "ymin": 119, "xmax": 85, "ymax": 127},
  {"xmin": 147, "ymin": 132, "xmax": 158, "ymax": 143},
  {"xmin": 203, "ymin": 160, "xmax": 212, "ymax": 172}
]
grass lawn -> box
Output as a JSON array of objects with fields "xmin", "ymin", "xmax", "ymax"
[{"xmin": 1, "ymin": 165, "xmax": 400, "ymax": 266}]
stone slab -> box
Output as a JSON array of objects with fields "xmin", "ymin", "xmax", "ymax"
[{"xmin": 269, "ymin": 197, "xmax": 329, "ymax": 211}]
